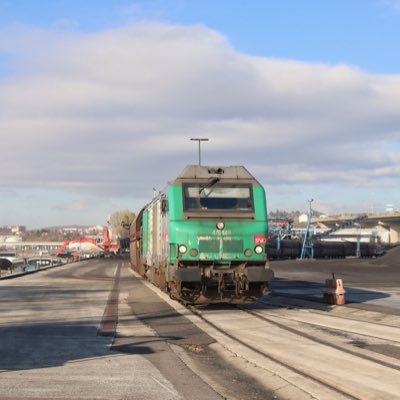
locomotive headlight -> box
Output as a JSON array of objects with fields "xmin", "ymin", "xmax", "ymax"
[
  {"xmin": 178, "ymin": 245, "xmax": 187, "ymax": 254},
  {"xmin": 216, "ymin": 221, "xmax": 225, "ymax": 230},
  {"xmin": 244, "ymin": 248, "xmax": 252, "ymax": 257},
  {"xmin": 254, "ymin": 245, "xmax": 263, "ymax": 254},
  {"xmin": 189, "ymin": 248, "xmax": 198, "ymax": 257}
]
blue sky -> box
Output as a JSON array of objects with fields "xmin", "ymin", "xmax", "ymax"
[
  {"xmin": 1, "ymin": 0, "xmax": 400, "ymax": 228},
  {"xmin": 1, "ymin": 0, "xmax": 399, "ymax": 73}
]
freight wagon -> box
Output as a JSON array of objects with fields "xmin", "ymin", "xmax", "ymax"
[{"xmin": 268, "ymin": 238, "xmax": 385, "ymax": 259}]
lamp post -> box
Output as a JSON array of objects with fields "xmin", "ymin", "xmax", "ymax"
[{"xmin": 190, "ymin": 138, "xmax": 209, "ymax": 165}]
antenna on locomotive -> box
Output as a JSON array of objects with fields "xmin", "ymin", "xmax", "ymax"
[{"xmin": 190, "ymin": 138, "xmax": 209, "ymax": 166}]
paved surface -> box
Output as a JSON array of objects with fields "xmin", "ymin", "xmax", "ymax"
[
  {"xmin": 0, "ymin": 260, "xmax": 184, "ymax": 400},
  {"xmin": 116, "ymin": 266, "xmax": 274, "ymax": 400},
  {"xmin": 270, "ymin": 249, "xmax": 400, "ymax": 314},
  {"xmin": 1, "ymin": 252, "xmax": 399, "ymax": 399},
  {"xmin": 0, "ymin": 258, "xmax": 275, "ymax": 400}
]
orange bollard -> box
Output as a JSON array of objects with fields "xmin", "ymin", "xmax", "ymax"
[{"xmin": 323, "ymin": 274, "xmax": 346, "ymax": 305}]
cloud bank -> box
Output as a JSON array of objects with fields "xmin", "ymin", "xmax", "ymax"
[{"xmin": 0, "ymin": 22, "xmax": 399, "ymax": 218}]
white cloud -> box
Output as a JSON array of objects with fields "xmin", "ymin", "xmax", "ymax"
[
  {"xmin": 0, "ymin": 22, "xmax": 399, "ymax": 219},
  {"xmin": 384, "ymin": 0, "xmax": 400, "ymax": 12},
  {"xmin": 53, "ymin": 199, "xmax": 90, "ymax": 212}
]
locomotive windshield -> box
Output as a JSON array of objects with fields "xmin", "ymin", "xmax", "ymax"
[{"xmin": 183, "ymin": 183, "xmax": 254, "ymax": 211}]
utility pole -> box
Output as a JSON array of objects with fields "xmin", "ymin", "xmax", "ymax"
[{"xmin": 190, "ymin": 138, "xmax": 209, "ymax": 165}]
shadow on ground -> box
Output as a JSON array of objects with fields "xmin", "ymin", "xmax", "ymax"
[{"xmin": 0, "ymin": 320, "xmax": 118, "ymax": 372}]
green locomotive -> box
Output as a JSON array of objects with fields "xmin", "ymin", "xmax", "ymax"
[{"xmin": 130, "ymin": 165, "xmax": 273, "ymax": 304}]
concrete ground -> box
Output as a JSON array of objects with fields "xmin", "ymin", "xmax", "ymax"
[
  {"xmin": 0, "ymin": 258, "xmax": 276, "ymax": 400},
  {"xmin": 0, "ymin": 260, "xmax": 184, "ymax": 400},
  {"xmin": 1, "ymin": 251, "xmax": 399, "ymax": 399},
  {"xmin": 270, "ymin": 248, "xmax": 400, "ymax": 314}
]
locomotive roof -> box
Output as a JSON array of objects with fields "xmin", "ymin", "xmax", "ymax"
[{"xmin": 174, "ymin": 165, "xmax": 258, "ymax": 181}]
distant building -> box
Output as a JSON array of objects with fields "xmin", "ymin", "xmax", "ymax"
[
  {"xmin": 385, "ymin": 204, "xmax": 394, "ymax": 213},
  {"xmin": 0, "ymin": 225, "xmax": 26, "ymax": 235},
  {"xmin": 62, "ymin": 227, "xmax": 79, "ymax": 233},
  {"xmin": 11, "ymin": 226, "xmax": 26, "ymax": 234},
  {"xmin": 299, "ymin": 214, "xmax": 308, "ymax": 224},
  {"xmin": 5, "ymin": 236, "xmax": 22, "ymax": 243}
]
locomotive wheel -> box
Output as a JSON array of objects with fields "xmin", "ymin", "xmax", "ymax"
[
  {"xmin": 167, "ymin": 282, "xmax": 179, "ymax": 300},
  {"xmin": 247, "ymin": 282, "xmax": 264, "ymax": 297}
]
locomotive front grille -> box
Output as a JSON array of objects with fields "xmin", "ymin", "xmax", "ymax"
[
  {"xmin": 199, "ymin": 238, "xmax": 244, "ymax": 254},
  {"xmin": 223, "ymin": 239, "xmax": 243, "ymax": 253},
  {"xmin": 199, "ymin": 239, "xmax": 220, "ymax": 253}
]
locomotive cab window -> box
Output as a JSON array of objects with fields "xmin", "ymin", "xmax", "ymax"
[{"xmin": 183, "ymin": 183, "xmax": 254, "ymax": 212}]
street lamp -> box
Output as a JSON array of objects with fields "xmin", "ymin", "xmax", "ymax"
[{"xmin": 190, "ymin": 138, "xmax": 209, "ymax": 166}]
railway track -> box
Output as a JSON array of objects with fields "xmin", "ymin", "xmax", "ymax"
[
  {"xmin": 126, "ymin": 262, "xmax": 400, "ymax": 399},
  {"xmin": 186, "ymin": 298, "xmax": 400, "ymax": 400},
  {"xmin": 263, "ymin": 295, "xmax": 400, "ymax": 323},
  {"xmin": 238, "ymin": 303, "xmax": 400, "ymax": 370},
  {"xmin": 253, "ymin": 296, "xmax": 400, "ymax": 338}
]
